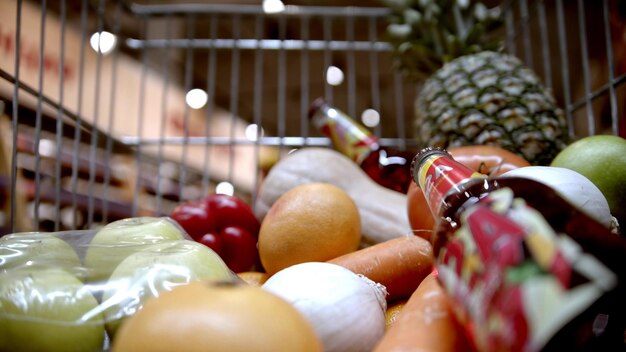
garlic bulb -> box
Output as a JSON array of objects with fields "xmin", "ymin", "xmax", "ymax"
[
  {"xmin": 261, "ymin": 262, "xmax": 387, "ymax": 352},
  {"xmin": 500, "ymin": 166, "xmax": 615, "ymax": 230}
]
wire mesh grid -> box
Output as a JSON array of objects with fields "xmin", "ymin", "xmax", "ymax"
[{"xmin": 0, "ymin": 0, "xmax": 624, "ymax": 235}]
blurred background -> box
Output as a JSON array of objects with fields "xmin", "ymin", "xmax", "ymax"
[{"xmin": 0, "ymin": 0, "xmax": 624, "ymax": 233}]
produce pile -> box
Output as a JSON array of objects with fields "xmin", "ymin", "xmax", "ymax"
[
  {"xmin": 2, "ymin": 0, "xmax": 626, "ymax": 350},
  {"xmin": 1, "ymin": 133, "xmax": 624, "ymax": 351}
]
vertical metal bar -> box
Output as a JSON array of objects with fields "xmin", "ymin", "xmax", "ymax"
[
  {"xmin": 133, "ymin": 17, "xmax": 148, "ymax": 217},
  {"xmin": 70, "ymin": 0, "xmax": 89, "ymax": 228},
  {"xmin": 10, "ymin": 0, "xmax": 23, "ymax": 233},
  {"xmin": 505, "ymin": 6, "xmax": 516, "ymax": 56},
  {"xmin": 556, "ymin": 0, "xmax": 573, "ymax": 138},
  {"xmin": 87, "ymin": 0, "xmax": 106, "ymax": 227},
  {"xmin": 252, "ymin": 13, "xmax": 265, "ymax": 208},
  {"xmin": 277, "ymin": 15, "xmax": 287, "ymax": 141},
  {"xmin": 537, "ymin": 0, "xmax": 552, "ymax": 88},
  {"xmin": 602, "ymin": 0, "xmax": 618, "ymax": 135},
  {"xmin": 346, "ymin": 13, "xmax": 356, "ymax": 118},
  {"xmin": 576, "ymin": 0, "xmax": 594, "ymax": 135},
  {"xmin": 179, "ymin": 14, "xmax": 196, "ymax": 200},
  {"xmin": 519, "ymin": 0, "xmax": 533, "ymax": 69},
  {"xmin": 323, "ymin": 16, "xmax": 332, "ymax": 103},
  {"xmin": 393, "ymin": 72, "xmax": 406, "ymax": 149},
  {"xmin": 54, "ymin": 0, "xmax": 67, "ymax": 231},
  {"xmin": 300, "ymin": 15, "xmax": 310, "ymax": 139},
  {"xmin": 201, "ymin": 14, "xmax": 218, "ymax": 195},
  {"xmin": 33, "ymin": 0, "xmax": 48, "ymax": 228},
  {"xmin": 368, "ymin": 15, "xmax": 382, "ymax": 137},
  {"xmin": 156, "ymin": 15, "xmax": 173, "ymax": 214},
  {"xmin": 228, "ymin": 13, "xmax": 242, "ymax": 187},
  {"xmin": 393, "ymin": 71, "xmax": 406, "ymax": 150},
  {"xmin": 102, "ymin": 0, "xmax": 123, "ymax": 224}
]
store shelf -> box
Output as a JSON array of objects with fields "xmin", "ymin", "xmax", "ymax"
[{"xmin": 0, "ymin": 104, "xmax": 209, "ymax": 234}]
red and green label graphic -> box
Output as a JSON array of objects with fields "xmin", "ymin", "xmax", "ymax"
[{"xmin": 437, "ymin": 188, "xmax": 617, "ymax": 351}]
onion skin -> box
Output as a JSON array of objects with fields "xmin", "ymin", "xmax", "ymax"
[
  {"xmin": 261, "ymin": 262, "xmax": 387, "ymax": 352},
  {"xmin": 499, "ymin": 166, "xmax": 615, "ymax": 230}
]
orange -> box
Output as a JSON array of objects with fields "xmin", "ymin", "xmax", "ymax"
[
  {"xmin": 111, "ymin": 281, "xmax": 322, "ymax": 352},
  {"xmin": 258, "ymin": 182, "xmax": 361, "ymax": 275}
]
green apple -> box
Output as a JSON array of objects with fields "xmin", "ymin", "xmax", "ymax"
[
  {"xmin": 0, "ymin": 267, "xmax": 105, "ymax": 352},
  {"xmin": 100, "ymin": 239, "xmax": 236, "ymax": 337},
  {"xmin": 0, "ymin": 232, "xmax": 82, "ymax": 277},
  {"xmin": 550, "ymin": 135, "xmax": 626, "ymax": 228},
  {"xmin": 83, "ymin": 217, "xmax": 187, "ymax": 285}
]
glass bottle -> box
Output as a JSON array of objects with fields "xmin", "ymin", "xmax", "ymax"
[
  {"xmin": 308, "ymin": 97, "xmax": 415, "ymax": 193},
  {"xmin": 411, "ymin": 146, "xmax": 626, "ymax": 352}
]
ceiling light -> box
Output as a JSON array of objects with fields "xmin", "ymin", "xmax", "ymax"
[
  {"xmin": 185, "ymin": 88, "xmax": 208, "ymax": 109},
  {"xmin": 215, "ymin": 181, "xmax": 234, "ymax": 196},
  {"xmin": 326, "ymin": 66, "xmax": 344, "ymax": 86},
  {"xmin": 245, "ymin": 124, "xmax": 264, "ymax": 141},
  {"xmin": 263, "ymin": 0, "xmax": 285, "ymax": 14},
  {"xmin": 361, "ymin": 109, "xmax": 380, "ymax": 128},
  {"xmin": 90, "ymin": 31, "xmax": 117, "ymax": 55},
  {"xmin": 38, "ymin": 139, "xmax": 57, "ymax": 157}
]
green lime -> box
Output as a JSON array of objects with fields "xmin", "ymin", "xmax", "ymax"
[{"xmin": 551, "ymin": 135, "xmax": 626, "ymax": 228}]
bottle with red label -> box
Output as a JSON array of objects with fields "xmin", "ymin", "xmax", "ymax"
[
  {"xmin": 411, "ymin": 146, "xmax": 626, "ymax": 352},
  {"xmin": 308, "ymin": 97, "xmax": 415, "ymax": 193}
]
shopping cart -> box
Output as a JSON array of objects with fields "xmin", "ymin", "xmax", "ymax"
[{"xmin": 0, "ymin": 0, "xmax": 624, "ymax": 235}]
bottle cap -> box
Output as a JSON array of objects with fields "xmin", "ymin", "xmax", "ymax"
[
  {"xmin": 308, "ymin": 97, "xmax": 327, "ymax": 120},
  {"xmin": 410, "ymin": 146, "xmax": 450, "ymax": 182}
]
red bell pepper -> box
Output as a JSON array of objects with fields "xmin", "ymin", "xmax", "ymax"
[{"xmin": 170, "ymin": 193, "xmax": 261, "ymax": 273}]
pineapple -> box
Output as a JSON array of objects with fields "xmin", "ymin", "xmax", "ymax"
[{"xmin": 383, "ymin": 0, "xmax": 569, "ymax": 165}]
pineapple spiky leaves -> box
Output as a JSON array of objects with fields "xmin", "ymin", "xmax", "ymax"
[
  {"xmin": 383, "ymin": 0, "xmax": 570, "ymax": 165},
  {"xmin": 384, "ymin": 0, "xmax": 504, "ymax": 81}
]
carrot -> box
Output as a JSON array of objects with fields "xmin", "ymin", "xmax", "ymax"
[
  {"xmin": 328, "ymin": 234, "xmax": 434, "ymax": 302},
  {"xmin": 373, "ymin": 272, "xmax": 475, "ymax": 352}
]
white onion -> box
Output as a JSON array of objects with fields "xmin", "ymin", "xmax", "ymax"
[
  {"xmin": 499, "ymin": 166, "xmax": 615, "ymax": 230},
  {"xmin": 261, "ymin": 262, "xmax": 387, "ymax": 352}
]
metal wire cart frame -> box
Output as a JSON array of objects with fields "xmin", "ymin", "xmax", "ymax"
[{"xmin": 1, "ymin": 0, "xmax": 624, "ymax": 235}]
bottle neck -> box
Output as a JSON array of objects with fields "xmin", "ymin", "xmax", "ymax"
[
  {"xmin": 411, "ymin": 147, "xmax": 486, "ymax": 218},
  {"xmin": 310, "ymin": 101, "xmax": 379, "ymax": 164}
]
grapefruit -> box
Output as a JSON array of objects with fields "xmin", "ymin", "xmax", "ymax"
[
  {"xmin": 111, "ymin": 281, "xmax": 322, "ymax": 352},
  {"xmin": 258, "ymin": 183, "xmax": 361, "ymax": 275}
]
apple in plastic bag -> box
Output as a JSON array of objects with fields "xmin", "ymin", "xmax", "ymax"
[
  {"xmin": 100, "ymin": 239, "xmax": 236, "ymax": 337},
  {"xmin": 83, "ymin": 217, "xmax": 187, "ymax": 284},
  {"xmin": 0, "ymin": 232, "xmax": 82, "ymax": 276},
  {"xmin": 0, "ymin": 267, "xmax": 105, "ymax": 351}
]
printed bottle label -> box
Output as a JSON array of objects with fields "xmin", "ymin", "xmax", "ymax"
[
  {"xmin": 312, "ymin": 106, "xmax": 378, "ymax": 164},
  {"xmin": 416, "ymin": 154, "xmax": 484, "ymax": 216},
  {"xmin": 438, "ymin": 188, "xmax": 617, "ymax": 351}
]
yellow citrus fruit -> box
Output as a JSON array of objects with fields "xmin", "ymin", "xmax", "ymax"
[
  {"xmin": 258, "ymin": 182, "xmax": 361, "ymax": 275},
  {"xmin": 111, "ymin": 281, "xmax": 322, "ymax": 352},
  {"xmin": 385, "ymin": 300, "xmax": 407, "ymax": 329},
  {"xmin": 237, "ymin": 271, "xmax": 269, "ymax": 286}
]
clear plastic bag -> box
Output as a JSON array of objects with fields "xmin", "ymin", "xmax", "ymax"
[{"xmin": 0, "ymin": 217, "xmax": 239, "ymax": 352}]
